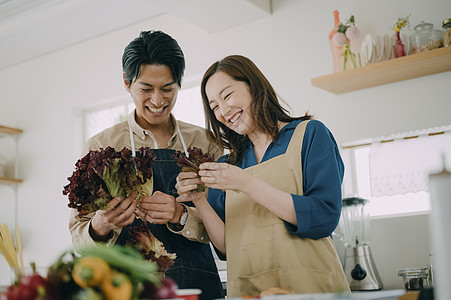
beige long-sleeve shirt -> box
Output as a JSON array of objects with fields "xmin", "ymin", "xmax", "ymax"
[{"xmin": 68, "ymin": 111, "xmax": 223, "ymax": 246}]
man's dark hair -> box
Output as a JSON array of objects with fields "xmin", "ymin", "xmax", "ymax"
[{"xmin": 122, "ymin": 30, "xmax": 185, "ymax": 87}]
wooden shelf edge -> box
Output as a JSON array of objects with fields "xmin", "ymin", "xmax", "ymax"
[
  {"xmin": 0, "ymin": 125, "xmax": 23, "ymax": 135},
  {"xmin": 311, "ymin": 46, "xmax": 451, "ymax": 94},
  {"xmin": 0, "ymin": 177, "xmax": 23, "ymax": 185}
]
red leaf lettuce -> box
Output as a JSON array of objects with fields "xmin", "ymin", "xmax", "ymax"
[
  {"xmin": 63, "ymin": 146, "xmax": 156, "ymax": 217},
  {"xmin": 173, "ymin": 147, "xmax": 215, "ymax": 192}
]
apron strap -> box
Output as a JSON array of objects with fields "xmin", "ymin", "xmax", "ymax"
[
  {"xmin": 286, "ymin": 120, "xmax": 309, "ymax": 155},
  {"xmin": 129, "ymin": 126, "xmax": 137, "ymax": 155},
  {"xmin": 129, "ymin": 122, "xmax": 188, "ymax": 156},
  {"xmin": 177, "ymin": 125, "xmax": 189, "ymax": 156}
]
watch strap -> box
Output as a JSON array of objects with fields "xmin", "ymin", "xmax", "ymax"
[{"xmin": 170, "ymin": 205, "xmax": 188, "ymax": 231}]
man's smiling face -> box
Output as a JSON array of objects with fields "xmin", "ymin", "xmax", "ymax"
[{"xmin": 125, "ymin": 64, "xmax": 179, "ymax": 130}]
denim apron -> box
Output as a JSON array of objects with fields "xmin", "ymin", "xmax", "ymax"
[
  {"xmin": 115, "ymin": 127, "xmax": 224, "ymax": 300},
  {"xmin": 225, "ymin": 121, "xmax": 350, "ymax": 297}
]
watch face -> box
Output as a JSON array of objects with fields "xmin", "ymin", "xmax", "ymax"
[{"xmin": 180, "ymin": 211, "xmax": 189, "ymax": 226}]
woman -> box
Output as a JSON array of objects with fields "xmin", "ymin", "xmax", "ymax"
[{"xmin": 176, "ymin": 55, "xmax": 350, "ymax": 297}]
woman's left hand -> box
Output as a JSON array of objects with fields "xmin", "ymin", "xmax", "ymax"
[
  {"xmin": 175, "ymin": 171, "xmax": 206, "ymax": 205},
  {"xmin": 199, "ymin": 162, "xmax": 248, "ymax": 191}
]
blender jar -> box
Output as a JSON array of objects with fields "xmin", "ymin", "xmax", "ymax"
[
  {"xmin": 339, "ymin": 197, "xmax": 370, "ymax": 247},
  {"xmin": 398, "ymin": 268, "xmax": 430, "ymax": 291}
]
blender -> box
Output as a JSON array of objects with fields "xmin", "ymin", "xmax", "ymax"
[{"xmin": 338, "ymin": 197, "xmax": 383, "ymax": 291}]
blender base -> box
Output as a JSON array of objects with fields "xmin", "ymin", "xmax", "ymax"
[{"xmin": 344, "ymin": 244, "xmax": 384, "ymax": 291}]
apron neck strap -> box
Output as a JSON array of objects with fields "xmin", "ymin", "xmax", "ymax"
[
  {"xmin": 129, "ymin": 123, "xmax": 188, "ymax": 156},
  {"xmin": 177, "ymin": 125, "xmax": 189, "ymax": 156},
  {"xmin": 129, "ymin": 126, "xmax": 137, "ymax": 156}
]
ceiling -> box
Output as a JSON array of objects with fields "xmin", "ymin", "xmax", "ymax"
[{"xmin": 0, "ymin": 0, "xmax": 271, "ymax": 70}]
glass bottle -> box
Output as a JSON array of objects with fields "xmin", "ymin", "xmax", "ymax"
[
  {"xmin": 443, "ymin": 18, "xmax": 451, "ymax": 47},
  {"xmin": 329, "ymin": 10, "xmax": 344, "ymax": 73}
]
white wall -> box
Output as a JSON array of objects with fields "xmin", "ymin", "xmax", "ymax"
[{"xmin": 1, "ymin": 0, "xmax": 450, "ymax": 289}]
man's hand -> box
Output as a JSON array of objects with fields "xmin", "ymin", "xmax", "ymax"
[
  {"xmin": 90, "ymin": 193, "xmax": 137, "ymax": 241},
  {"xmin": 138, "ymin": 191, "xmax": 183, "ymax": 224}
]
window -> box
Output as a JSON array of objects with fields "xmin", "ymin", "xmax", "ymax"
[
  {"xmin": 341, "ymin": 125, "xmax": 451, "ymax": 217},
  {"xmin": 84, "ymin": 101, "xmax": 134, "ymax": 141},
  {"xmin": 171, "ymin": 85, "xmax": 205, "ymax": 128}
]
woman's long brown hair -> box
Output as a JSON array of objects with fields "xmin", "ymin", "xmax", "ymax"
[{"xmin": 201, "ymin": 55, "xmax": 311, "ymax": 165}]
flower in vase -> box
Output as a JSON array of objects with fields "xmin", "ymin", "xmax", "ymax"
[
  {"xmin": 392, "ymin": 14, "xmax": 410, "ymax": 58},
  {"xmin": 332, "ymin": 15, "xmax": 359, "ymax": 70},
  {"xmin": 332, "ymin": 15, "xmax": 360, "ymax": 47},
  {"xmin": 332, "ymin": 32, "xmax": 348, "ymax": 47},
  {"xmin": 392, "ymin": 14, "xmax": 411, "ymax": 32},
  {"xmin": 345, "ymin": 26, "xmax": 360, "ymax": 41}
]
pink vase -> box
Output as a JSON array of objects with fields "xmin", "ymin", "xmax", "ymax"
[
  {"xmin": 394, "ymin": 31, "xmax": 406, "ymax": 58},
  {"xmin": 329, "ymin": 10, "xmax": 344, "ymax": 72}
]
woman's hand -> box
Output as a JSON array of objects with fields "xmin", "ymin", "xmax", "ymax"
[
  {"xmin": 198, "ymin": 162, "xmax": 248, "ymax": 191},
  {"xmin": 90, "ymin": 194, "xmax": 137, "ymax": 240},
  {"xmin": 175, "ymin": 171, "xmax": 206, "ymax": 205}
]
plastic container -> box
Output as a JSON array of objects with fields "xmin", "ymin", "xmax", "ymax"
[{"xmin": 398, "ymin": 268, "xmax": 430, "ymax": 291}]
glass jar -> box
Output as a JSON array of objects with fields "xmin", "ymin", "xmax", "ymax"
[
  {"xmin": 443, "ymin": 18, "xmax": 451, "ymax": 47},
  {"xmin": 398, "ymin": 268, "xmax": 430, "ymax": 291},
  {"xmin": 409, "ymin": 21, "xmax": 443, "ymax": 53}
]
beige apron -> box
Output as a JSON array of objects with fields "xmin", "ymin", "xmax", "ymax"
[{"xmin": 225, "ymin": 120, "xmax": 350, "ymax": 297}]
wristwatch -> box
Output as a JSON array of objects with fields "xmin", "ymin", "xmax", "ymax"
[
  {"xmin": 171, "ymin": 205, "xmax": 188, "ymax": 231},
  {"xmin": 179, "ymin": 205, "xmax": 188, "ymax": 226}
]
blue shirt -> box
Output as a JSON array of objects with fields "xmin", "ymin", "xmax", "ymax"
[{"xmin": 207, "ymin": 119, "xmax": 344, "ymax": 239}]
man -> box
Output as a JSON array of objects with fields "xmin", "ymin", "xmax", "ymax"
[{"xmin": 69, "ymin": 30, "xmax": 224, "ymax": 300}]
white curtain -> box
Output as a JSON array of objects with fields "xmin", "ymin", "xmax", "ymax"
[{"xmin": 369, "ymin": 130, "xmax": 451, "ymax": 197}]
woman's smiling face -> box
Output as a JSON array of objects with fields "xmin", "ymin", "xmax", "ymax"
[{"xmin": 205, "ymin": 71, "xmax": 254, "ymax": 136}]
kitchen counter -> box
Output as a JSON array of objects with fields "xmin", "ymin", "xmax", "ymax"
[
  {"xmin": 222, "ymin": 289, "xmax": 406, "ymax": 300},
  {"xmin": 398, "ymin": 291, "xmax": 419, "ymax": 300}
]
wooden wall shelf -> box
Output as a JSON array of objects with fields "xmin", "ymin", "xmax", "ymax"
[
  {"xmin": 0, "ymin": 177, "xmax": 23, "ymax": 185},
  {"xmin": 0, "ymin": 125, "xmax": 23, "ymax": 188},
  {"xmin": 0, "ymin": 125, "xmax": 23, "ymax": 135},
  {"xmin": 311, "ymin": 46, "xmax": 451, "ymax": 94},
  {"xmin": 1, "ymin": 125, "xmax": 23, "ymax": 226}
]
